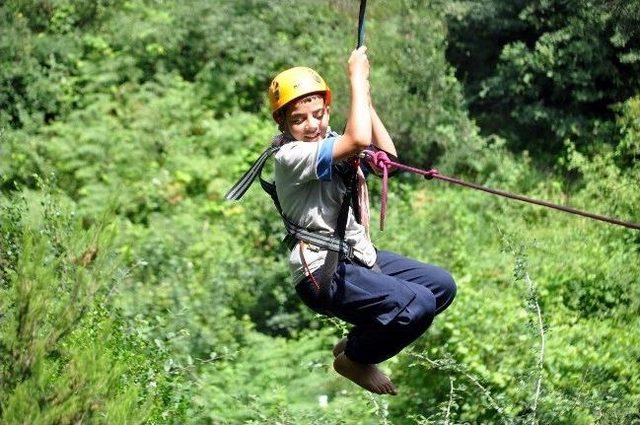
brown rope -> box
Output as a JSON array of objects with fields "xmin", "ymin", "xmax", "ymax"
[
  {"xmin": 366, "ymin": 151, "xmax": 640, "ymax": 231},
  {"xmin": 430, "ymin": 172, "xmax": 640, "ymax": 230}
]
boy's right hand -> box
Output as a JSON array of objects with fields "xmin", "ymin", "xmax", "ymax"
[
  {"xmin": 335, "ymin": 46, "xmax": 373, "ymax": 161},
  {"xmin": 348, "ymin": 46, "xmax": 370, "ymax": 82}
]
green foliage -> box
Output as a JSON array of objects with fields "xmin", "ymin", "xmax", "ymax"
[
  {"xmin": 0, "ymin": 1, "xmax": 123, "ymax": 127},
  {"xmin": 0, "ymin": 188, "xmax": 183, "ymax": 423},
  {"xmin": 1, "ymin": 0, "xmax": 485, "ymax": 167},
  {"xmin": 446, "ymin": 0, "xmax": 640, "ymax": 155},
  {"xmin": 192, "ymin": 329, "xmax": 385, "ymax": 424},
  {"xmin": 371, "ymin": 177, "xmax": 640, "ymax": 423},
  {"xmin": 1, "ymin": 0, "xmax": 639, "ymax": 423},
  {"xmin": 365, "ymin": 0, "xmax": 485, "ymax": 171}
]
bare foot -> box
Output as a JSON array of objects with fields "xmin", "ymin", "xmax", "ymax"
[
  {"xmin": 333, "ymin": 352, "xmax": 398, "ymax": 395},
  {"xmin": 332, "ymin": 337, "xmax": 347, "ymax": 357}
]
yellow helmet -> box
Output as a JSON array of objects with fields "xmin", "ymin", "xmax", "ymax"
[{"xmin": 268, "ymin": 66, "xmax": 332, "ymax": 122}]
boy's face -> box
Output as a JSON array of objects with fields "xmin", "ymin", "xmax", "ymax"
[{"xmin": 285, "ymin": 95, "xmax": 330, "ymax": 143}]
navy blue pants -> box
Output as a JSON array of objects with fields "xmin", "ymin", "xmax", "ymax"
[{"xmin": 296, "ymin": 250, "xmax": 456, "ymax": 364}]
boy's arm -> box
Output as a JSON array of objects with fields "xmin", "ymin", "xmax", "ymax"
[
  {"xmin": 333, "ymin": 46, "xmax": 372, "ymax": 161},
  {"xmin": 370, "ymin": 103, "xmax": 397, "ymax": 157}
]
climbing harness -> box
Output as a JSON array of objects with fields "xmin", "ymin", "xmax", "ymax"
[
  {"xmin": 225, "ymin": 130, "xmax": 364, "ymax": 305},
  {"xmin": 225, "ymin": 135, "xmax": 356, "ymax": 260},
  {"xmin": 362, "ymin": 150, "xmax": 640, "ymax": 231}
]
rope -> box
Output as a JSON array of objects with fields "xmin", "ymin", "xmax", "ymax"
[
  {"xmin": 299, "ymin": 241, "xmax": 321, "ymax": 294},
  {"xmin": 362, "ymin": 150, "xmax": 640, "ymax": 231},
  {"xmin": 357, "ymin": 0, "xmax": 367, "ymax": 48}
]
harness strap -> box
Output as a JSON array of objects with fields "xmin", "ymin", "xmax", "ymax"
[
  {"xmin": 336, "ymin": 161, "xmax": 357, "ymax": 238},
  {"xmin": 283, "ymin": 219, "xmax": 355, "ymax": 258},
  {"xmin": 225, "ymin": 146, "xmax": 280, "ymax": 201},
  {"xmin": 299, "ymin": 241, "xmax": 321, "ymax": 293}
]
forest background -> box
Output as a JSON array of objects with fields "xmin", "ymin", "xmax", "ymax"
[{"xmin": 1, "ymin": 0, "xmax": 639, "ymax": 424}]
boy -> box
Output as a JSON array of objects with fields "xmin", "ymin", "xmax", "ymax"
[{"xmin": 253, "ymin": 47, "xmax": 456, "ymax": 395}]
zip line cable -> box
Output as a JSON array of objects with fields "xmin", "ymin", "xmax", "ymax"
[
  {"xmin": 357, "ymin": 0, "xmax": 367, "ymax": 48},
  {"xmin": 341, "ymin": 0, "xmax": 367, "ymax": 135},
  {"xmin": 363, "ymin": 150, "xmax": 640, "ymax": 231}
]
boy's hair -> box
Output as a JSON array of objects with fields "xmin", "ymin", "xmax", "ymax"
[{"xmin": 277, "ymin": 93, "xmax": 326, "ymax": 133}]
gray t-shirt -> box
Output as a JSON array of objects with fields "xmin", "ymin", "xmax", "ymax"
[{"xmin": 274, "ymin": 135, "xmax": 377, "ymax": 284}]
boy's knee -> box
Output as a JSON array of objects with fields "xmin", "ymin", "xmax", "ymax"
[
  {"xmin": 442, "ymin": 271, "xmax": 457, "ymax": 300},
  {"xmin": 417, "ymin": 288, "xmax": 438, "ymax": 322},
  {"xmin": 435, "ymin": 270, "xmax": 457, "ymax": 313},
  {"xmin": 396, "ymin": 286, "xmax": 436, "ymax": 329}
]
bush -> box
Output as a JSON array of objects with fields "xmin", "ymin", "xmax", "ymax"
[
  {"xmin": 0, "ymin": 188, "xmax": 184, "ymax": 423},
  {"xmin": 446, "ymin": 0, "xmax": 640, "ymax": 156}
]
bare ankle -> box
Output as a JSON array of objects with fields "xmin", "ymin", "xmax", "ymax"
[
  {"xmin": 332, "ymin": 337, "xmax": 348, "ymax": 357},
  {"xmin": 333, "ymin": 353, "xmax": 397, "ymax": 396}
]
